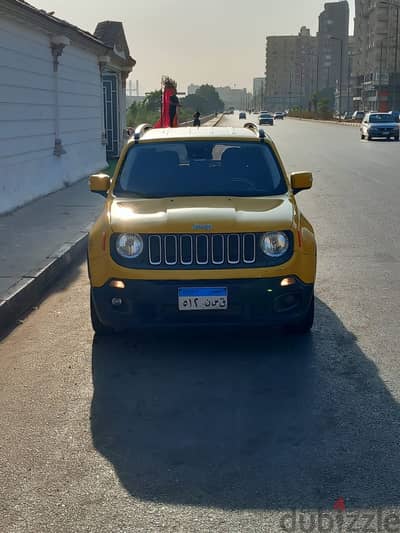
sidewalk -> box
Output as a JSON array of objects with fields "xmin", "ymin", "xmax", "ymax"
[
  {"xmin": 0, "ymin": 177, "xmax": 105, "ymax": 331},
  {"xmin": 0, "ymin": 115, "xmax": 223, "ymax": 332}
]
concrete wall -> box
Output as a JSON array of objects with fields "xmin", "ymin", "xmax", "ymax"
[{"xmin": 0, "ymin": 17, "xmax": 107, "ymax": 214}]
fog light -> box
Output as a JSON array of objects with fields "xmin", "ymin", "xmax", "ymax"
[
  {"xmin": 109, "ymin": 280, "xmax": 125, "ymax": 289},
  {"xmin": 281, "ymin": 277, "xmax": 296, "ymax": 287},
  {"xmin": 111, "ymin": 297, "xmax": 123, "ymax": 307}
]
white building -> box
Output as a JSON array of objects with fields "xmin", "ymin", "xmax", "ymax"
[{"xmin": 0, "ymin": 0, "xmax": 135, "ymax": 214}]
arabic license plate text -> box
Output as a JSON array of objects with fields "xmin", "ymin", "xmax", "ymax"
[{"xmin": 178, "ymin": 287, "xmax": 228, "ymax": 311}]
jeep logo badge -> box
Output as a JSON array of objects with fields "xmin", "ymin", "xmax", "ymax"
[{"xmin": 192, "ymin": 224, "xmax": 212, "ymax": 231}]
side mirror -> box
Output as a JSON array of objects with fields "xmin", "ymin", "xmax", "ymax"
[
  {"xmin": 89, "ymin": 173, "xmax": 111, "ymax": 197},
  {"xmin": 290, "ymin": 171, "xmax": 313, "ymax": 194}
]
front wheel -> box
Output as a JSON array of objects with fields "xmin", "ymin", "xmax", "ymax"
[
  {"xmin": 90, "ymin": 291, "xmax": 114, "ymax": 336},
  {"xmin": 286, "ymin": 295, "xmax": 314, "ymax": 335},
  {"xmin": 361, "ymin": 133, "xmax": 365, "ymax": 140}
]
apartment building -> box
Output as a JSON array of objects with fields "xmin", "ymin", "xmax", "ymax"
[
  {"xmin": 253, "ymin": 77, "xmax": 265, "ymax": 111},
  {"xmin": 317, "ymin": 1, "xmax": 350, "ymax": 112},
  {"xmin": 265, "ymin": 27, "xmax": 317, "ymax": 111},
  {"xmin": 353, "ymin": 0, "xmax": 400, "ymax": 111}
]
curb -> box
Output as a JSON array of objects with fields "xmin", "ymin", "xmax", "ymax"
[
  {"xmin": 289, "ymin": 117, "xmax": 360, "ymax": 127},
  {"xmin": 0, "ymin": 232, "xmax": 88, "ymax": 334},
  {"xmin": 213, "ymin": 114, "xmax": 225, "ymax": 126}
]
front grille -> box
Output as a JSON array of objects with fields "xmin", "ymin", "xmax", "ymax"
[
  {"xmin": 110, "ymin": 231, "xmax": 294, "ymax": 270},
  {"xmin": 148, "ymin": 233, "xmax": 256, "ymax": 267}
]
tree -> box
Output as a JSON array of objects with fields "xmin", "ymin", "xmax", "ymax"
[
  {"xmin": 143, "ymin": 90, "xmax": 162, "ymax": 112},
  {"xmin": 182, "ymin": 85, "xmax": 224, "ymax": 115},
  {"xmin": 195, "ymin": 85, "xmax": 224, "ymax": 112},
  {"xmin": 182, "ymin": 94, "xmax": 208, "ymax": 114}
]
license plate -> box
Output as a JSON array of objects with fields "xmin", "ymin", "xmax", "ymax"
[{"xmin": 178, "ymin": 287, "xmax": 228, "ymax": 311}]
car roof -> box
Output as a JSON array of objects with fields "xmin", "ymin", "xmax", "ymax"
[
  {"xmin": 130, "ymin": 126, "xmax": 273, "ymax": 144},
  {"xmin": 366, "ymin": 112, "xmax": 392, "ymax": 117}
]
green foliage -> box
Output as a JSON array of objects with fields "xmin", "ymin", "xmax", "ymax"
[
  {"xmin": 317, "ymin": 98, "xmax": 331, "ymax": 115},
  {"xmin": 182, "ymin": 84, "xmax": 224, "ymax": 115},
  {"xmin": 126, "ymin": 91, "xmax": 161, "ymax": 127},
  {"xmin": 143, "ymin": 90, "xmax": 162, "ymax": 112}
]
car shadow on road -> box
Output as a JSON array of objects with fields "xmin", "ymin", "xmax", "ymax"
[{"xmin": 90, "ymin": 298, "xmax": 400, "ymax": 510}]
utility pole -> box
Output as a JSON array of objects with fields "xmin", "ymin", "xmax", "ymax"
[
  {"xmin": 347, "ymin": 53, "xmax": 351, "ymax": 114},
  {"xmin": 330, "ymin": 36, "xmax": 344, "ymax": 118}
]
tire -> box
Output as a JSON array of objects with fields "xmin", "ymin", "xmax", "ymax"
[
  {"xmin": 361, "ymin": 133, "xmax": 365, "ymax": 140},
  {"xmin": 395, "ymin": 135, "xmax": 399, "ymax": 142},
  {"xmin": 286, "ymin": 294, "xmax": 314, "ymax": 335},
  {"xmin": 90, "ymin": 290, "xmax": 114, "ymax": 336}
]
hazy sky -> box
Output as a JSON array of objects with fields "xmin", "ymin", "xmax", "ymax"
[{"xmin": 30, "ymin": 0, "xmax": 355, "ymax": 94}]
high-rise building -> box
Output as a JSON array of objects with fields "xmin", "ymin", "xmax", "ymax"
[
  {"xmin": 317, "ymin": 1, "xmax": 350, "ymax": 113},
  {"xmin": 216, "ymin": 87, "xmax": 250, "ymax": 110},
  {"xmin": 253, "ymin": 77, "xmax": 265, "ymax": 111},
  {"xmin": 352, "ymin": 0, "xmax": 400, "ymax": 112},
  {"xmin": 265, "ymin": 26, "xmax": 317, "ymax": 111}
]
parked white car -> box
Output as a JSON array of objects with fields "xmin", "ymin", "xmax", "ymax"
[{"xmin": 360, "ymin": 112, "xmax": 400, "ymax": 141}]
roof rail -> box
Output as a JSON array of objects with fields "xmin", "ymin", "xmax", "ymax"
[
  {"xmin": 134, "ymin": 123, "xmax": 153, "ymax": 143},
  {"xmin": 243, "ymin": 122, "xmax": 266, "ymax": 142}
]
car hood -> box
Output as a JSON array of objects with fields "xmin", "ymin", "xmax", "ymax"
[{"xmin": 109, "ymin": 196, "xmax": 296, "ymax": 234}]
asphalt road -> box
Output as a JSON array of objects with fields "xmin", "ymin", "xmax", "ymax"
[{"xmin": 1, "ymin": 114, "xmax": 400, "ymax": 533}]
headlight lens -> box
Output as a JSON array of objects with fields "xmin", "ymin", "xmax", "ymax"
[
  {"xmin": 260, "ymin": 232, "xmax": 289, "ymax": 257},
  {"xmin": 116, "ymin": 233, "xmax": 143, "ymax": 258}
]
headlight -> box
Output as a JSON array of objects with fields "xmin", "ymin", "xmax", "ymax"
[
  {"xmin": 116, "ymin": 233, "xmax": 143, "ymax": 258},
  {"xmin": 260, "ymin": 232, "xmax": 289, "ymax": 257}
]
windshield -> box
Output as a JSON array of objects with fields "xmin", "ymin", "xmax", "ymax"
[
  {"xmin": 114, "ymin": 141, "xmax": 287, "ymax": 198},
  {"xmin": 368, "ymin": 114, "xmax": 397, "ymax": 123}
]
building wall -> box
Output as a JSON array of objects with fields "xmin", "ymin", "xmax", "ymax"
[
  {"xmin": 0, "ymin": 16, "xmax": 106, "ymax": 214},
  {"xmin": 317, "ymin": 1, "xmax": 349, "ymax": 97},
  {"xmin": 253, "ymin": 77, "xmax": 265, "ymax": 111},
  {"xmin": 216, "ymin": 87, "xmax": 249, "ymax": 110},
  {"xmin": 353, "ymin": 0, "xmax": 400, "ymax": 111},
  {"xmin": 265, "ymin": 29, "xmax": 317, "ymax": 111}
]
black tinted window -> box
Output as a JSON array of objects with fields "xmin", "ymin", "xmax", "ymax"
[
  {"xmin": 369, "ymin": 114, "xmax": 396, "ymax": 123},
  {"xmin": 114, "ymin": 141, "xmax": 287, "ymax": 198}
]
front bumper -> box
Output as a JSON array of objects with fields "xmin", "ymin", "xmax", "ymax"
[
  {"xmin": 368, "ymin": 128, "xmax": 398, "ymax": 138},
  {"xmin": 92, "ymin": 276, "xmax": 314, "ymax": 330}
]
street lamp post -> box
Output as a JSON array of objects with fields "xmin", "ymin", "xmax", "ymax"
[{"xmin": 330, "ymin": 36, "xmax": 344, "ymax": 119}]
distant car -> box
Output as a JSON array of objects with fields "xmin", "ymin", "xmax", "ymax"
[
  {"xmin": 341, "ymin": 112, "xmax": 352, "ymax": 120},
  {"xmin": 259, "ymin": 112, "xmax": 274, "ymax": 126},
  {"xmin": 274, "ymin": 112, "xmax": 285, "ymax": 120},
  {"xmin": 360, "ymin": 112, "xmax": 400, "ymax": 141},
  {"xmin": 352, "ymin": 111, "xmax": 365, "ymax": 121},
  {"xmin": 239, "ymin": 112, "xmax": 247, "ymax": 119}
]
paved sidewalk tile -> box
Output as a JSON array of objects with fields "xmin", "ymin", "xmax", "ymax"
[{"xmin": 0, "ymin": 179, "xmax": 104, "ymax": 301}]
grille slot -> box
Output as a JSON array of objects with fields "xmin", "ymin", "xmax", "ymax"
[{"xmin": 148, "ymin": 233, "xmax": 256, "ymax": 267}]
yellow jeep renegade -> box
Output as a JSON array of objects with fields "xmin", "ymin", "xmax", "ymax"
[{"xmin": 88, "ymin": 123, "xmax": 316, "ymax": 335}]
